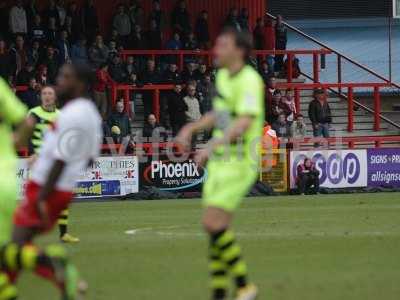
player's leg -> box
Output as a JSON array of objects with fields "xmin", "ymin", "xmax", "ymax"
[
  {"xmin": 0, "ymin": 176, "xmax": 18, "ymax": 247},
  {"xmin": 0, "ymin": 226, "xmax": 86, "ymax": 300},
  {"xmin": 202, "ymin": 163, "xmax": 258, "ymax": 300},
  {"xmin": 0, "ymin": 272, "xmax": 17, "ymax": 300},
  {"xmin": 59, "ymin": 209, "xmax": 80, "ymax": 243}
]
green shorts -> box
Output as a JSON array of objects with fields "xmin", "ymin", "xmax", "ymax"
[
  {"xmin": 202, "ymin": 160, "xmax": 258, "ymax": 212},
  {"xmin": 0, "ymin": 169, "xmax": 18, "ymax": 246}
]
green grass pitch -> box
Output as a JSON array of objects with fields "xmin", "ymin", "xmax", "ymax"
[{"xmin": 17, "ymin": 193, "xmax": 400, "ymax": 300}]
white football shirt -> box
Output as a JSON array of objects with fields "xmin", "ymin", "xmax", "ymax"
[{"xmin": 30, "ymin": 98, "xmax": 103, "ymax": 191}]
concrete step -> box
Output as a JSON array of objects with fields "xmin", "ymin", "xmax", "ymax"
[{"xmin": 303, "ymin": 116, "xmax": 374, "ymax": 124}]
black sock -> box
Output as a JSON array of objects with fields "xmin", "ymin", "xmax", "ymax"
[{"xmin": 59, "ymin": 224, "xmax": 67, "ymax": 237}]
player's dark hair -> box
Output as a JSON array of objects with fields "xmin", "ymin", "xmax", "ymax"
[
  {"xmin": 220, "ymin": 27, "xmax": 253, "ymax": 60},
  {"xmin": 70, "ymin": 63, "xmax": 96, "ymax": 93}
]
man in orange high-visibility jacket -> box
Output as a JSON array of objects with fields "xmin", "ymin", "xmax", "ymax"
[{"xmin": 262, "ymin": 122, "xmax": 279, "ymax": 168}]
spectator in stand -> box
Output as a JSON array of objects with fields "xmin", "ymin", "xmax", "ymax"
[
  {"xmin": 182, "ymin": 62, "xmax": 197, "ymax": 82},
  {"xmin": 253, "ymin": 17, "xmax": 264, "ymax": 50},
  {"xmin": 308, "ymin": 88, "xmax": 332, "ymax": 138},
  {"xmin": 20, "ymin": 77, "xmax": 40, "ymax": 109},
  {"xmin": 9, "ymin": 0, "xmax": 28, "ymax": 37},
  {"xmin": 165, "ymin": 32, "xmax": 182, "ymax": 50},
  {"xmin": 113, "ymin": 4, "xmax": 131, "ymax": 47},
  {"xmin": 128, "ymin": 0, "xmax": 145, "ymax": 29},
  {"xmin": 140, "ymin": 58, "xmax": 161, "ymax": 117},
  {"xmin": 29, "ymin": 15, "xmax": 46, "ymax": 43},
  {"xmin": 195, "ymin": 10, "xmax": 210, "ymax": 49},
  {"xmin": 124, "ymin": 56, "xmax": 138, "ymax": 81},
  {"xmin": 296, "ymin": 158, "xmax": 320, "ymax": 195},
  {"xmin": 171, "ymin": 0, "xmax": 191, "ymax": 35},
  {"xmin": 89, "ymin": 34, "xmax": 109, "ymax": 68},
  {"xmin": 67, "ymin": 2, "xmax": 83, "ymax": 39},
  {"xmin": 109, "ymin": 55, "xmax": 127, "ymax": 83},
  {"xmin": 290, "ymin": 114, "xmax": 307, "ymax": 138},
  {"xmin": 57, "ymin": 30, "xmax": 71, "ymax": 64},
  {"xmin": 16, "ymin": 62, "xmax": 35, "ymax": 85},
  {"xmin": 264, "ymin": 17, "xmax": 276, "ymax": 74},
  {"xmin": 238, "ymin": 8, "xmax": 249, "ymax": 31},
  {"xmin": 184, "ymin": 32, "xmax": 199, "ymax": 51},
  {"xmin": 27, "ymin": 40, "xmax": 42, "ymax": 67},
  {"xmin": 184, "ymin": 83, "xmax": 201, "ymax": 123},
  {"xmin": 271, "ymin": 92, "xmax": 283, "ymax": 123},
  {"xmin": 129, "ymin": 24, "xmax": 146, "ymax": 49},
  {"xmin": 40, "ymin": 45, "xmax": 59, "ymax": 84},
  {"xmin": 10, "ymin": 35, "xmax": 28, "ymax": 75},
  {"xmin": 259, "ymin": 60, "xmax": 273, "ymax": 83},
  {"xmin": 64, "ymin": 15, "xmax": 78, "ymax": 44},
  {"xmin": 168, "ymin": 84, "xmax": 187, "ymax": 135},
  {"xmin": 25, "ymin": 0, "xmax": 39, "ymax": 30},
  {"xmin": 272, "ymin": 113, "xmax": 290, "ymax": 138},
  {"xmin": 0, "ymin": 2, "xmax": 9, "ymax": 39},
  {"xmin": 143, "ymin": 113, "xmax": 166, "ymax": 141},
  {"xmin": 94, "ymin": 62, "xmax": 114, "ymax": 118},
  {"xmin": 198, "ymin": 72, "xmax": 213, "ymax": 115},
  {"xmin": 71, "ymin": 36, "xmax": 89, "ymax": 65},
  {"xmin": 44, "ymin": 0, "xmax": 60, "ymax": 28},
  {"xmin": 283, "ymin": 55, "xmax": 301, "ymax": 79},
  {"xmin": 36, "ymin": 64, "xmax": 48, "ymax": 86},
  {"xmin": 108, "ymin": 40, "xmax": 119, "ymax": 59},
  {"xmin": 57, "ymin": 0, "xmax": 67, "ymax": 28},
  {"xmin": 0, "ymin": 39, "xmax": 13, "ymax": 80},
  {"xmin": 275, "ymin": 15, "xmax": 287, "ymax": 72},
  {"xmin": 146, "ymin": 19, "xmax": 162, "ymax": 50},
  {"xmin": 224, "ymin": 7, "xmax": 241, "ymax": 31},
  {"xmin": 83, "ymin": 0, "xmax": 99, "ymax": 41},
  {"xmin": 108, "ymin": 29, "xmax": 121, "ymax": 47},
  {"xmin": 194, "ymin": 62, "xmax": 208, "ymax": 82},
  {"xmin": 266, "ymin": 76, "xmax": 278, "ymax": 121},
  {"xmin": 149, "ymin": 0, "xmax": 165, "ymax": 32},
  {"xmin": 279, "ymin": 89, "xmax": 296, "ymax": 124},
  {"xmin": 46, "ymin": 17, "xmax": 58, "ymax": 45},
  {"xmin": 162, "ymin": 63, "xmax": 181, "ymax": 84},
  {"xmin": 107, "ymin": 101, "xmax": 131, "ymax": 144}
]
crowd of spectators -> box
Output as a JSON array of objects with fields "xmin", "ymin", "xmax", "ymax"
[{"xmin": 0, "ymin": 0, "xmax": 330, "ymax": 145}]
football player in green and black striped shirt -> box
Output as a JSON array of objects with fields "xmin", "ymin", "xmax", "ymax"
[{"xmin": 29, "ymin": 85, "xmax": 80, "ymax": 243}]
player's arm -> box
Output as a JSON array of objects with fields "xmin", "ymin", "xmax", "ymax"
[
  {"xmin": 175, "ymin": 111, "xmax": 217, "ymax": 150},
  {"xmin": 36, "ymin": 160, "xmax": 66, "ymax": 225},
  {"xmin": 13, "ymin": 115, "xmax": 37, "ymax": 149}
]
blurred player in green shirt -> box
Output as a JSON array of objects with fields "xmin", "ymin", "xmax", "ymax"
[
  {"xmin": 177, "ymin": 28, "xmax": 264, "ymax": 300},
  {"xmin": 0, "ymin": 78, "xmax": 35, "ymax": 246}
]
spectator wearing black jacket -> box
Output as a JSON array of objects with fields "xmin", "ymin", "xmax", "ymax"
[
  {"xmin": 275, "ymin": 15, "xmax": 287, "ymax": 72},
  {"xmin": 296, "ymin": 158, "xmax": 320, "ymax": 195},
  {"xmin": 83, "ymin": 0, "xmax": 99, "ymax": 41},
  {"xmin": 39, "ymin": 45, "xmax": 59, "ymax": 84},
  {"xmin": 146, "ymin": 19, "xmax": 162, "ymax": 50},
  {"xmin": 308, "ymin": 89, "xmax": 332, "ymax": 138},
  {"xmin": 0, "ymin": 39, "xmax": 14, "ymax": 80},
  {"xmin": 143, "ymin": 113, "xmax": 166, "ymax": 141},
  {"xmin": 140, "ymin": 59, "xmax": 161, "ymax": 117},
  {"xmin": 168, "ymin": 84, "xmax": 187, "ymax": 136},
  {"xmin": 171, "ymin": 0, "xmax": 191, "ymax": 35},
  {"xmin": 162, "ymin": 63, "xmax": 181, "ymax": 84},
  {"xmin": 109, "ymin": 55, "xmax": 127, "ymax": 83},
  {"xmin": 195, "ymin": 10, "xmax": 210, "ymax": 49},
  {"xmin": 16, "ymin": 62, "xmax": 35, "ymax": 85},
  {"xmin": 20, "ymin": 77, "xmax": 40, "ymax": 109}
]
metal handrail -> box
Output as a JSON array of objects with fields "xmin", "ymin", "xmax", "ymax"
[{"xmin": 266, "ymin": 12, "xmax": 400, "ymax": 89}]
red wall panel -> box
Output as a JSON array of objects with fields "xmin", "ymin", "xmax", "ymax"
[{"xmin": 27, "ymin": 0, "xmax": 266, "ymax": 41}]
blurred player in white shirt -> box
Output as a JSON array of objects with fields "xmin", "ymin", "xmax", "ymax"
[{"xmin": 0, "ymin": 63, "xmax": 102, "ymax": 300}]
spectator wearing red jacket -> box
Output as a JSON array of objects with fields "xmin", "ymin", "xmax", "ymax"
[
  {"xmin": 94, "ymin": 63, "xmax": 114, "ymax": 118},
  {"xmin": 296, "ymin": 158, "xmax": 320, "ymax": 195},
  {"xmin": 263, "ymin": 17, "xmax": 276, "ymax": 75}
]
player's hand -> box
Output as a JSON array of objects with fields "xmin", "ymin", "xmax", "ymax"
[
  {"xmin": 194, "ymin": 148, "xmax": 210, "ymax": 167},
  {"xmin": 175, "ymin": 126, "xmax": 193, "ymax": 152},
  {"xmin": 36, "ymin": 200, "xmax": 50, "ymax": 228}
]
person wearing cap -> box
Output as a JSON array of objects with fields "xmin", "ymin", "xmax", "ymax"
[{"xmin": 308, "ymin": 88, "xmax": 332, "ymax": 138}]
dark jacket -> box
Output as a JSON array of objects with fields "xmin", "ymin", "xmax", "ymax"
[
  {"xmin": 140, "ymin": 69, "xmax": 161, "ymax": 84},
  {"xmin": 272, "ymin": 121, "xmax": 290, "ymax": 138},
  {"xmin": 162, "ymin": 69, "xmax": 182, "ymax": 84},
  {"xmin": 195, "ymin": 17, "xmax": 209, "ymax": 45},
  {"xmin": 168, "ymin": 91, "xmax": 188, "ymax": 124},
  {"xmin": 143, "ymin": 122, "xmax": 167, "ymax": 141},
  {"xmin": 107, "ymin": 112, "xmax": 131, "ymax": 138},
  {"xmin": 20, "ymin": 88, "xmax": 40, "ymax": 109},
  {"xmin": 308, "ymin": 99, "xmax": 332, "ymax": 125}
]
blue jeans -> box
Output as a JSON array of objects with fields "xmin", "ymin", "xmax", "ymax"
[{"xmin": 313, "ymin": 123, "xmax": 330, "ymax": 138}]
